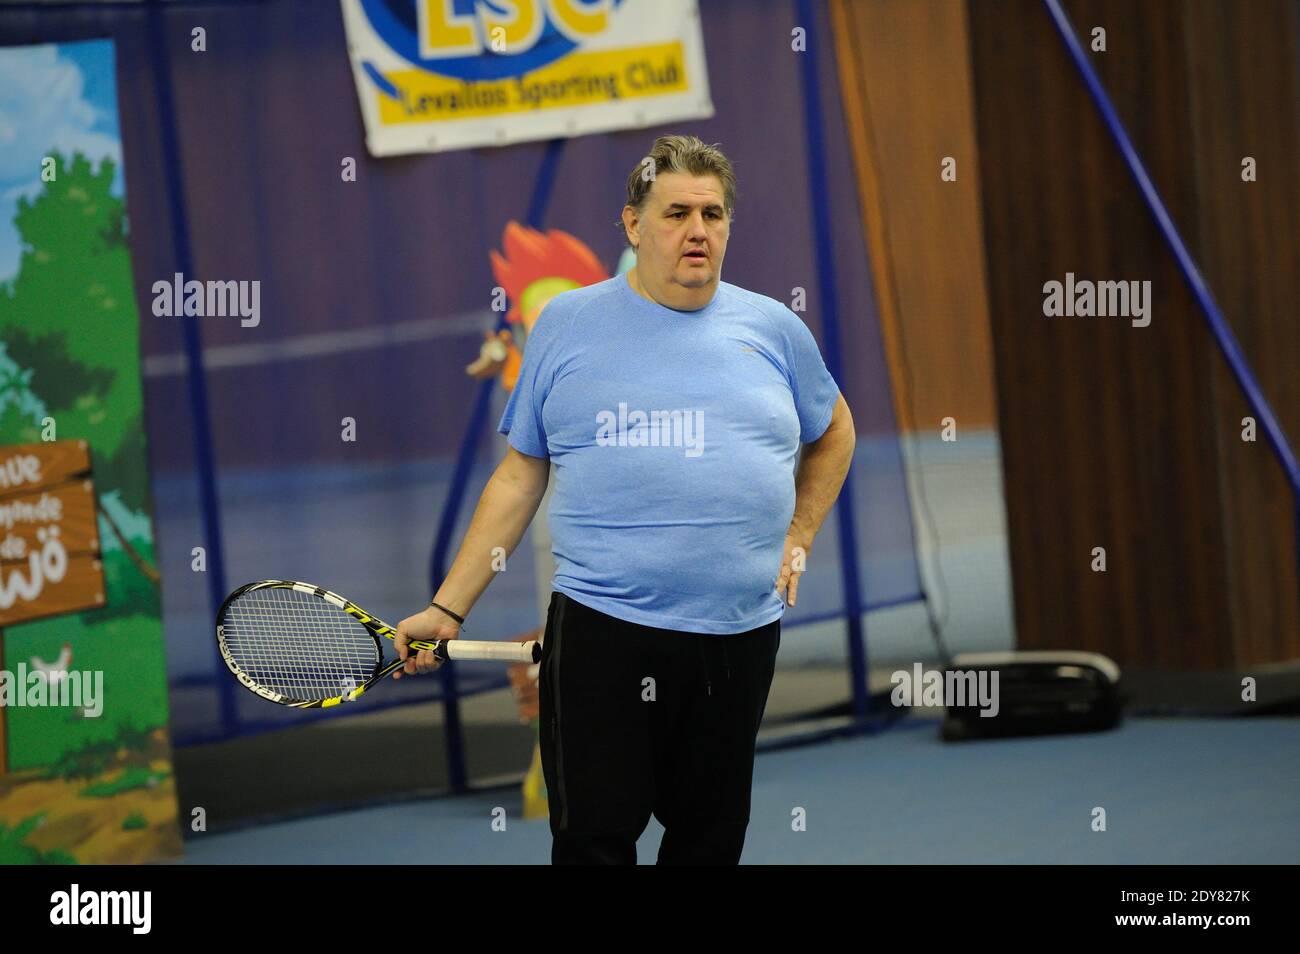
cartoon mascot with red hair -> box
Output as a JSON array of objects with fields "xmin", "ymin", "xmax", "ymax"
[{"xmin": 469, "ymin": 222, "xmax": 633, "ymax": 819}]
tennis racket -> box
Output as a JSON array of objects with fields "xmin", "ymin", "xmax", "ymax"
[{"xmin": 217, "ymin": 580, "xmax": 539, "ymax": 709}]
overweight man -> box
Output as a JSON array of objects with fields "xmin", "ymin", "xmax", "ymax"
[{"xmin": 395, "ymin": 134, "xmax": 856, "ymax": 865}]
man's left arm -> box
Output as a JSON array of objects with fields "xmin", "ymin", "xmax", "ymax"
[{"xmin": 777, "ymin": 393, "xmax": 856, "ymax": 607}]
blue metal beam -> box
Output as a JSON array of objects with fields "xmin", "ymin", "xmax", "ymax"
[{"xmin": 795, "ymin": 0, "xmax": 870, "ymax": 719}]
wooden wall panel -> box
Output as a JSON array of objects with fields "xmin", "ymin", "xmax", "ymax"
[
  {"xmin": 968, "ymin": 0, "xmax": 1232, "ymax": 668},
  {"xmin": 967, "ymin": 0, "xmax": 1299, "ymax": 668},
  {"xmin": 1182, "ymin": 0, "xmax": 1300, "ymax": 666},
  {"xmin": 830, "ymin": 0, "xmax": 998, "ymax": 432}
]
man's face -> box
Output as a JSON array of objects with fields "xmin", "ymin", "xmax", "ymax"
[{"xmin": 625, "ymin": 171, "xmax": 730, "ymax": 292}]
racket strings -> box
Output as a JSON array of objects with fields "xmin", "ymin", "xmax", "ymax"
[{"xmin": 221, "ymin": 588, "xmax": 379, "ymax": 699}]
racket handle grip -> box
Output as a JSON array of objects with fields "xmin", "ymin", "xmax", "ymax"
[{"xmin": 442, "ymin": 639, "xmax": 541, "ymax": 664}]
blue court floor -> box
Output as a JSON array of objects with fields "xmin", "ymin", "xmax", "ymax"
[{"xmin": 178, "ymin": 717, "xmax": 1299, "ymax": 864}]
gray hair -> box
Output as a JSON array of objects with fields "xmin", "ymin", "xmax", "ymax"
[{"xmin": 618, "ymin": 134, "xmax": 736, "ymax": 236}]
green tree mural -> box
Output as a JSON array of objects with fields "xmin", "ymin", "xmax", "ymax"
[
  {"xmin": 0, "ymin": 148, "xmax": 168, "ymax": 767},
  {"xmin": 0, "ymin": 152, "xmax": 147, "ymax": 514},
  {"xmin": 0, "ymin": 41, "xmax": 181, "ymax": 864}
]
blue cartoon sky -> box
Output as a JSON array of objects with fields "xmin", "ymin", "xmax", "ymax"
[{"xmin": 0, "ymin": 39, "xmax": 125, "ymax": 285}]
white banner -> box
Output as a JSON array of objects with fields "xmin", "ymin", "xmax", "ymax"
[{"xmin": 341, "ymin": 0, "xmax": 714, "ymax": 156}]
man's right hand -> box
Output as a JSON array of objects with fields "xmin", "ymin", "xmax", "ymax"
[{"xmin": 392, "ymin": 606, "xmax": 462, "ymax": 678}]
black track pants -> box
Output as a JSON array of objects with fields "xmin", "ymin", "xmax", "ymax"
[{"xmin": 537, "ymin": 590, "xmax": 780, "ymax": 865}]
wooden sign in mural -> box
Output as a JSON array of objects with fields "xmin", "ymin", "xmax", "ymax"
[{"xmin": 0, "ymin": 440, "xmax": 104, "ymax": 627}]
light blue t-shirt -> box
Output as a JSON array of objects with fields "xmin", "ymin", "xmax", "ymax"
[{"xmin": 498, "ymin": 273, "xmax": 840, "ymax": 634}]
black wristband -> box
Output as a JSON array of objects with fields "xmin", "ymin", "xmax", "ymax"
[{"xmin": 428, "ymin": 601, "xmax": 466, "ymax": 628}]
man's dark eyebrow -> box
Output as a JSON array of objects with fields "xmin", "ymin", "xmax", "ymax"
[{"xmin": 664, "ymin": 202, "xmax": 725, "ymax": 212}]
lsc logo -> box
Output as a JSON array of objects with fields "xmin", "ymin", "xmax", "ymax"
[{"xmin": 360, "ymin": 0, "xmax": 630, "ymax": 79}]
